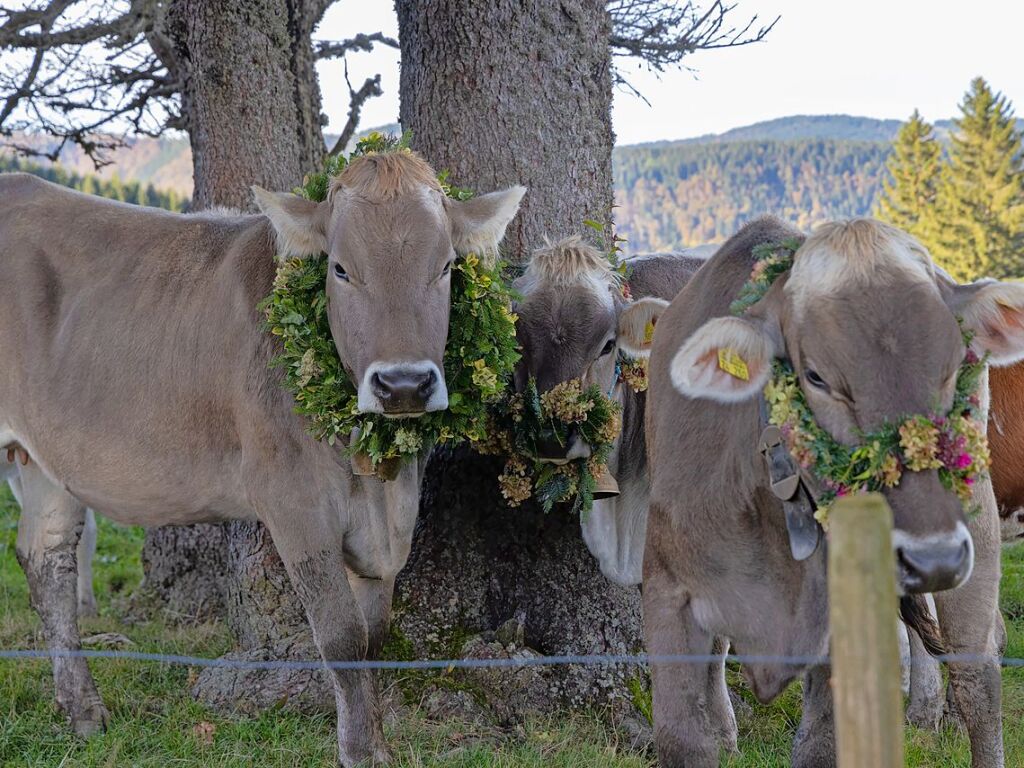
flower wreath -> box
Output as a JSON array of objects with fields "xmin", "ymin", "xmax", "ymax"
[
  {"xmin": 478, "ymin": 227, "xmax": 650, "ymax": 515},
  {"xmin": 733, "ymin": 239, "xmax": 991, "ymax": 528},
  {"xmin": 261, "ymin": 133, "xmax": 520, "ymax": 476}
]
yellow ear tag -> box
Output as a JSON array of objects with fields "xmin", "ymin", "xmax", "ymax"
[
  {"xmin": 717, "ymin": 348, "xmax": 750, "ymax": 381},
  {"xmin": 643, "ymin": 320, "xmax": 656, "ymax": 346}
]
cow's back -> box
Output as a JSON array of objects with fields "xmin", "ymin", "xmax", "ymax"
[{"xmin": 0, "ymin": 174, "xmax": 285, "ymax": 522}]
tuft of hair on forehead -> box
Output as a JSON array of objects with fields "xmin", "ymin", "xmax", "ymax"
[
  {"xmin": 518, "ymin": 234, "xmax": 622, "ymax": 298},
  {"xmin": 329, "ymin": 150, "xmax": 442, "ymax": 203},
  {"xmin": 788, "ymin": 218, "xmax": 936, "ymax": 307}
]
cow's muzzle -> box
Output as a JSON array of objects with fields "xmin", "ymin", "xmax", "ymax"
[
  {"xmin": 535, "ymin": 427, "xmax": 592, "ymax": 464},
  {"xmin": 358, "ymin": 361, "xmax": 448, "ymax": 417},
  {"xmin": 894, "ymin": 522, "xmax": 974, "ymax": 593}
]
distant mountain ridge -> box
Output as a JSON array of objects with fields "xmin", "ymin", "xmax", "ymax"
[{"xmin": 8, "ymin": 114, "xmax": 1017, "ymax": 251}]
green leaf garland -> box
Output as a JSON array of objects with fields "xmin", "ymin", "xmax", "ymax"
[{"xmin": 260, "ymin": 132, "xmax": 520, "ymax": 472}]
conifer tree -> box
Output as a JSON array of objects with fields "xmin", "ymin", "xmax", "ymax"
[
  {"xmin": 875, "ymin": 110, "xmax": 942, "ymax": 238},
  {"xmin": 925, "ymin": 78, "xmax": 1024, "ymax": 280}
]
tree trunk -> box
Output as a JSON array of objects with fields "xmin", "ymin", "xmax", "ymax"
[
  {"xmin": 139, "ymin": 0, "xmax": 333, "ymax": 712},
  {"xmin": 395, "ymin": 1, "xmax": 641, "ymax": 716},
  {"xmin": 397, "ymin": 0, "xmax": 615, "ymax": 263}
]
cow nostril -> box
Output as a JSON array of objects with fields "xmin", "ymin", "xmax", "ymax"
[
  {"xmin": 371, "ymin": 372, "xmax": 390, "ymax": 400},
  {"xmin": 418, "ymin": 369, "xmax": 437, "ymax": 397}
]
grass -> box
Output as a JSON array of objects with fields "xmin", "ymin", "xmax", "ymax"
[{"xmin": 0, "ymin": 484, "xmax": 1021, "ymax": 766}]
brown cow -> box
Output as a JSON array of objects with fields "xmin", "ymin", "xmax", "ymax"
[
  {"xmin": 0, "ymin": 160, "xmax": 524, "ymax": 766},
  {"xmin": 646, "ymin": 217, "xmax": 1014, "ymax": 767},
  {"xmin": 989, "ymin": 363, "xmax": 1024, "ymax": 541},
  {"xmin": 511, "ymin": 237, "xmax": 707, "ymax": 584}
]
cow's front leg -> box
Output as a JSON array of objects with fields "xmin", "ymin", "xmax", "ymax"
[
  {"xmin": 349, "ymin": 573, "xmax": 395, "ymax": 658},
  {"xmin": 644, "ymin": 576, "xmax": 726, "ymax": 768},
  {"xmin": 905, "ymin": 595, "xmax": 944, "ymax": 730},
  {"xmin": 268, "ymin": 521, "xmax": 389, "ymax": 767},
  {"xmin": 15, "ymin": 464, "xmax": 108, "ymax": 736},
  {"xmin": 933, "ymin": 537, "xmax": 1004, "ymax": 765},
  {"xmin": 791, "ymin": 664, "xmax": 835, "ymax": 768}
]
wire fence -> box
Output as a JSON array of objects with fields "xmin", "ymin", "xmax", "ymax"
[{"xmin": 1, "ymin": 647, "xmax": 1022, "ymax": 671}]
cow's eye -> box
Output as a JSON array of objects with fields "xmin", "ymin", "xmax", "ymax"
[
  {"xmin": 599, "ymin": 339, "xmax": 617, "ymax": 357},
  {"xmin": 805, "ymin": 368, "xmax": 829, "ymax": 391},
  {"xmin": 333, "ymin": 262, "xmax": 349, "ymax": 282},
  {"xmin": 441, "ymin": 261, "xmax": 452, "ymax": 277}
]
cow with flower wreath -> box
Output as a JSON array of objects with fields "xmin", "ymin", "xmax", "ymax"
[
  {"xmin": 646, "ymin": 216, "xmax": 1017, "ymax": 767},
  {"xmin": 0, "ymin": 138, "xmax": 524, "ymax": 767},
  {"xmin": 488, "ymin": 235, "xmax": 708, "ymax": 581}
]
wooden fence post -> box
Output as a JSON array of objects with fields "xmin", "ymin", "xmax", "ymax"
[{"xmin": 828, "ymin": 493, "xmax": 905, "ymax": 768}]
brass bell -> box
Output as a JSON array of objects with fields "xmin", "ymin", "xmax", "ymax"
[
  {"xmin": 375, "ymin": 458, "xmax": 402, "ymax": 482},
  {"xmin": 592, "ymin": 463, "xmax": 620, "ymax": 500},
  {"xmin": 349, "ymin": 428, "xmax": 376, "ymax": 476}
]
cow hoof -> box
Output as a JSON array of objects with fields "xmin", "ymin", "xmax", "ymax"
[
  {"xmin": 339, "ymin": 743, "xmax": 391, "ymax": 767},
  {"xmin": 71, "ymin": 702, "xmax": 110, "ymax": 737},
  {"xmin": 907, "ymin": 699, "xmax": 943, "ymax": 731}
]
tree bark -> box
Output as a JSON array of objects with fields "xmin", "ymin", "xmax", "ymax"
[
  {"xmin": 396, "ymin": 0, "xmax": 615, "ymax": 263},
  {"xmin": 139, "ymin": 0, "xmax": 334, "ymax": 712},
  {"xmin": 395, "ymin": 1, "xmax": 641, "ymax": 714}
]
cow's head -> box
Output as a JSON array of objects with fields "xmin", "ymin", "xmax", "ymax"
[
  {"xmin": 512, "ymin": 236, "xmax": 667, "ymax": 461},
  {"xmin": 670, "ymin": 219, "xmax": 1024, "ymax": 594},
  {"xmin": 255, "ymin": 152, "xmax": 524, "ymax": 417}
]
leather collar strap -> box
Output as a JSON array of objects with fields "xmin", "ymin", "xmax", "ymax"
[{"xmin": 758, "ymin": 396, "xmax": 822, "ymax": 561}]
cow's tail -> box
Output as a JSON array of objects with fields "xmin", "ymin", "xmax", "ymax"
[{"xmin": 900, "ymin": 594, "xmax": 945, "ymax": 656}]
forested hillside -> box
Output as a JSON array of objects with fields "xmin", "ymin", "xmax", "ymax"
[
  {"xmin": 0, "ymin": 155, "xmax": 185, "ymax": 211},
  {"xmin": 614, "ymin": 138, "xmax": 890, "ymax": 250}
]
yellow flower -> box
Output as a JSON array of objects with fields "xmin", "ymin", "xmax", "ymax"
[
  {"xmin": 898, "ymin": 417, "xmax": 942, "ymax": 472},
  {"xmin": 297, "ymin": 348, "xmax": 322, "ymax": 387},
  {"xmin": 540, "ymin": 379, "xmax": 594, "ymax": 423},
  {"xmin": 393, "ymin": 428, "xmax": 422, "ymax": 454},
  {"xmin": 879, "ymin": 454, "xmax": 901, "ymax": 487},
  {"xmin": 498, "ymin": 457, "xmax": 532, "ymax": 506}
]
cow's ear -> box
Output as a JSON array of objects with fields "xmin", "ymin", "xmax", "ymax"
[
  {"xmin": 948, "ymin": 279, "xmax": 1024, "ymax": 365},
  {"xmin": 618, "ymin": 297, "xmax": 669, "ymax": 358},
  {"xmin": 670, "ymin": 316, "xmax": 778, "ymax": 402},
  {"xmin": 252, "ymin": 186, "xmax": 328, "ymax": 260},
  {"xmin": 447, "ymin": 186, "xmax": 526, "ymax": 263}
]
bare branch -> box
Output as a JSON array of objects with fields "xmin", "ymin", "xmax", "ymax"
[
  {"xmin": 315, "ymin": 31, "xmax": 399, "ymax": 61},
  {"xmin": 328, "ymin": 69, "xmax": 383, "ymax": 157},
  {"xmin": 0, "ymin": 0, "xmax": 179, "ymax": 166},
  {"xmin": 609, "ymin": 0, "xmax": 777, "ymax": 73},
  {"xmin": 0, "ymin": 0, "xmax": 155, "ymax": 49}
]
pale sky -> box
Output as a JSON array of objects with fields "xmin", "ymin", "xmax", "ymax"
[{"xmin": 316, "ymin": 0, "xmax": 1024, "ymax": 146}]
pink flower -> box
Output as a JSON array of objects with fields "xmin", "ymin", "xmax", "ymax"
[
  {"xmin": 956, "ymin": 453, "xmax": 973, "ymax": 469},
  {"xmin": 965, "ymin": 476, "xmax": 975, "ymax": 486},
  {"xmin": 965, "ymin": 349, "xmax": 979, "ymax": 365}
]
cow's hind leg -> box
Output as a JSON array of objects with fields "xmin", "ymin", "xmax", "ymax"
[
  {"xmin": 267, "ymin": 520, "xmax": 388, "ymax": 767},
  {"xmin": 76, "ymin": 509, "xmax": 98, "ymax": 617},
  {"xmin": 644, "ymin": 578, "xmax": 728, "ymax": 768},
  {"xmin": 15, "ymin": 464, "xmax": 108, "ymax": 736}
]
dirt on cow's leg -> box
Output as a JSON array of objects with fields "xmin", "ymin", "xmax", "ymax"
[
  {"xmin": 934, "ymin": 483, "xmax": 1005, "ymax": 768},
  {"xmin": 791, "ymin": 664, "xmax": 835, "ymax": 768},
  {"xmin": 266, "ymin": 518, "xmax": 388, "ymax": 767},
  {"xmin": 643, "ymin": 578, "xmax": 721, "ymax": 768},
  {"xmin": 15, "ymin": 463, "xmax": 108, "ymax": 736},
  {"xmin": 905, "ymin": 594, "xmax": 944, "ymax": 730}
]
